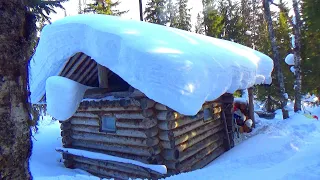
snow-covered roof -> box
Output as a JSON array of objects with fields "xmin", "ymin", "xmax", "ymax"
[{"xmin": 30, "ymin": 14, "xmax": 273, "ymax": 117}]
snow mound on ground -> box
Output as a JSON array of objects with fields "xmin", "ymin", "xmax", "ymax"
[
  {"xmin": 285, "ymin": 53, "xmax": 295, "ymax": 65},
  {"xmin": 30, "ymin": 14, "xmax": 273, "ymax": 116}
]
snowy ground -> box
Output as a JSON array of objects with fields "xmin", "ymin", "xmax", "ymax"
[{"xmin": 30, "ymin": 106, "xmax": 320, "ymax": 180}]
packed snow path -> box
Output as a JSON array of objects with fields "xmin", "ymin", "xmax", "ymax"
[{"xmin": 30, "ymin": 106, "xmax": 320, "ymax": 180}]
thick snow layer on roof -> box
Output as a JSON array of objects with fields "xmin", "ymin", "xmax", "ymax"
[{"xmin": 30, "ymin": 14, "xmax": 273, "ymax": 116}]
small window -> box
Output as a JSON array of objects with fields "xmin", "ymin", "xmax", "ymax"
[
  {"xmin": 204, "ymin": 108, "xmax": 213, "ymax": 121},
  {"xmin": 100, "ymin": 116, "xmax": 116, "ymax": 133}
]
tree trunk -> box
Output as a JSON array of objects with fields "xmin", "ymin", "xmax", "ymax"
[
  {"xmin": 263, "ymin": 0, "xmax": 289, "ymax": 119},
  {"xmin": 139, "ymin": 0, "xmax": 143, "ymax": 21},
  {"xmin": 292, "ymin": 0, "xmax": 302, "ymax": 112},
  {"xmin": 0, "ymin": 1, "xmax": 33, "ymax": 179}
]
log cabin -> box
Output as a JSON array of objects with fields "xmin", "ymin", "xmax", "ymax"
[
  {"xmin": 56, "ymin": 52, "xmax": 236, "ymax": 179},
  {"xmin": 29, "ymin": 14, "xmax": 273, "ymax": 180}
]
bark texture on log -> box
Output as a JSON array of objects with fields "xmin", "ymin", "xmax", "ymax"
[
  {"xmin": 263, "ymin": 0, "xmax": 289, "ymax": 119},
  {"xmin": 0, "ymin": 1, "xmax": 33, "ymax": 179},
  {"xmin": 155, "ymin": 96, "xmax": 231, "ymax": 173}
]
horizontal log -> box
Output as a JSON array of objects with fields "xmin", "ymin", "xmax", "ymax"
[
  {"xmin": 69, "ymin": 116, "xmax": 157, "ymax": 129},
  {"xmin": 154, "ymin": 103, "xmax": 168, "ymax": 111},
  {"xmin": 140, "ymin": 98, "xmax": 155, "ymax": 109},
  {"xmin": 67, "ymin": 146, "xmax": 160, "ymax": 164},
  {"xmin": 161, "ymin": 149, "xmax": 180, "ymax": 161},
  {"xmin": 62, "ymin": 136, "xmax": 73, "ymax": 147},
  {"xmin": 74, "ymin": 162, "xmax": 137, "ymax": 180},
  {"xmin": 158, "ymin": 112, "xmax": 204, "ymax": 130},
  {"xmin": 157, "ymin": 111, "xmax": 182, "ymax": 121},
  {"xmin": 78, "ymin": 106, "xmax": 141, "ymax": 112},
  {"xmin": 71, "ymin": 109, "xmax": 154, "ymax": 119},
  {"xmin": 116, "ymin": 118, "xmax": 157, "ymax": 129},
  {"xmin": 178, "ymin": 141, "xmax": 224, "ymax": 172},
  {"xmin": 70, "ymin": 117, "xmax": 99, "ymax": 126},
  {"xmin": 116, "ymin": 111, "xmax": 152, "ymax": 119},
  {"xmin": 71, "ymin": 139, "xmax": 161, "ymax": 157},
  {"xmin": 83, "ymin": 89, "xmax": 145, "ymax": 99},
  {"xmin": 73, "ymin": 112, "xmax": 152, "ymax": 120},
  {"xmin": 69, "ymin": 124, "xmax": 158, "ymax": 138},
  {"xmin": 79, "ymin": 97, "xmax": 141, "ymax": 109},
  {"xmin": 160, "ymin": 119, "xmax": 223, "ymax": 149},
  {"xmin": 178, "ymin": 131, "xmax": 224, "ymax": 162},
  {"xmin": 63, "ymin": 159, "xmax": 75, "ymax": 169},
  {"xmin": 73, "ymin": 112, "xmax": 99, "ymax": 118},
  {"xmin": 71, "ymin": 131, "xmax": 159, "ymax": 147},
  {"xmin": 142, "ymin": 109, "xmax": 154, "ymax": 118},
  {"xmin": 163, "ymin": 161, "xmax": 178, "ymax": 170},
  {"xmin": 191, "ymin": 146, "xmax": 225, "ymax": 170},
  {"xmin": 72, "ymin": 155, "xmax": 152, "ymax": 178},
  {"xmin": 60, "ymin": 122, "xmax": 71, "ymax": 130},
  {"xmin": 61, "ymin": 130, "xmax": 71, "ymax": 137},
  {"xmin": 160, "ymin": 131, "xmax": 224, "ymax": 162},
  {"xmin": 176, "ymin": 124, "xmax": 225, "ymax": 152},
  {"xmin": 160, "ymin": 117, "xmax": 220, "ymax": 141}
]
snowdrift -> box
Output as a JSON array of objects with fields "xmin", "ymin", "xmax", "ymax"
[{"xmin": 30, "ymin": 14, "xmax": 273, "ymax": 117}]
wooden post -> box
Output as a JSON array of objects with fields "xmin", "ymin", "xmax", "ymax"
[
  {"xmin": 248, "ymin": 87, "xmax": 255, "ymax": 128},
  {"xmin": 97, "ymin": 64, "xmax": 109, "ymax": 88}
]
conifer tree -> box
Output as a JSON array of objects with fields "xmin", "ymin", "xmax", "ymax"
[
  {"xmin": 167, "ymin": 0, "xmax": 178, "ymax": 27},
  {"xmin": 202, "ymin": 0, "xmax": 224, "ymax": 37},
  {"xmin": 144, "ymin": 0, "xmax": 168, "ymax": 25},
  {"xmin": 175, "ymin": 0, "xmax": 192, "ymax": 31},
  {"xmin": 85, "ymin": 0, "xmax": 128, "ymax": 16},
  {"xmin": 195, "ymin": 13, "xmax": 204, "ymax": 34},
  {"xmin": 301, "ymin": 0, "xmax": 320, "ymax": 99}
]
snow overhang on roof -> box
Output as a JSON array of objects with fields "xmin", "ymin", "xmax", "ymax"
[{"xmin": 30, "ymin": 14, "xmax": 273, "ymax": 118}]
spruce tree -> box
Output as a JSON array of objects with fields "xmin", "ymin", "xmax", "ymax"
[
  {"xmin": 202, "ymin": 0, "xmax": 224, "ymax": 38},
  {"xmin": 175, "ymin": 0, "xmax": 192, "ymax": 31},
  {"xmin": 301, "ymin": 0, "xmax": 320, "ymax": 98},
  {"xmin": 167, "ymin": 0, "xmax": 178, "ymax": 27},
  {"xmin": 195, "ymin": 13, "xmax": 204, "ymax": 34},
  {"xmin": 85, "ymin": 0, "xmax": 128, "ymax": 16},
  {"xmin": 144, "ymin": 0, "xmax": 168, "ymax": 25}
]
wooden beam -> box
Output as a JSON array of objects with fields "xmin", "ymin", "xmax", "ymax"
[
  {"xmin": 97, "ymin": 64, "xmax": 110, "ymax": 88},
  {"xmin": 83, "ymin": 88, "xmax": 145, "ymax": 99},
  {"xmin": 248, "ymin": 87, "xmax": 255, "ymax": 128}
]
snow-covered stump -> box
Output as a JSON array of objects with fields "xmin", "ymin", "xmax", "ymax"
[{"xmin": 155, "ymin": 96, "xmax": 232, "ymax": 175}]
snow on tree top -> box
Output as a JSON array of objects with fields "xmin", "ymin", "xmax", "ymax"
[{"xmin": 30, "ymin": 14, "xmax": 273, "ymax": 116}]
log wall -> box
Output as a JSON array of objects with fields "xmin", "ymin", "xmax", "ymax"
[
  {"xmin": 155, "ymin": 99, "xmax": 233, "ymax": 174},
  {"xmin": 59, "ymin": 93, "xmax": 234, "ymax": 179},
  {"xmin": 60, "ymin": 97, "xmax": 162, "ymax": 166}
]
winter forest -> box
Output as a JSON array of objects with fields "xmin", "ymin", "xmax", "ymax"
[{"xmin": 1, "ymin": 0, "xmax": 320, "ymax": 180}]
